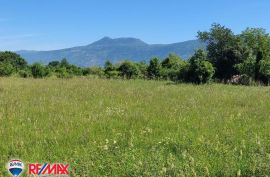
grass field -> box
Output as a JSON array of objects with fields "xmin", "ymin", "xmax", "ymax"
[{"xmin": 0, "ymin": 77, "xmax": 270, "ymax": 176}]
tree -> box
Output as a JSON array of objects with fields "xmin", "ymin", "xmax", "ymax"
[
  {"xmin": 118, "ymin": 61, "xmax": 139, "ymax": 79},
  {"xmin": 187, "ymin": 49, "xmax": 215, "ymax": 84},
  {"xmin": 18, "ymin": 67, "xmax": 32, "ymax": 78},
  {"xmin": 60, "ymin": 58, "xmax": 69, "ymax": 68},
  {"xmin": 198, "ymin": 23, "xmax": 242, "ymax": 80},
  {"xmin": 0, "ymin": 62, "xmax": 14, "ymax": 76},
  {"xmin": 83, "ymin": 67, "xmax": 104, "ymax": 77},
  {"xmin": 235, "ymin": 51, "xmax": 256, "ymax": 79},
  {"xmin": 239, "ymin": 28, "xmax": 270, "ymax": 81},
  {"xmin": 259, "ymin": 59, "xmax": 270, "ymax": 84},
  {"xmin": 161, "ymin": 54, "xmax": 186, "ymax": 81},
  {"xmin": 136, "ymin": 61, "xmax": 148, "ymax": 79},
  {"xmin": 104, "ymin": 60, "xmax": 118, "ymax": 78},
  {"xmin": 55, "ymin": 67, "xmax": 70, "ymax": 78},
  {"xmin": 147, "ymin": 57, "xmax": 162, "ymax": 79},
  {"xmin": 48, "ymin": 61, "xmax": 60, "ymax": 67},
  {"xmin": 31, "ymin": 63, "xmax": 48, "ymax": 78},
  {"xmin": 161, "ymin": 54, "xmax": 183, "ymax": 69},
  {"xmin": 0, "ymin": 51, "xmax": 27, "ymax": 72}
]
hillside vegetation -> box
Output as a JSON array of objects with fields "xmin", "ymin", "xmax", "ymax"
[
  {"xmin": 2, "ymin": 24, "xmax": 270, "ymax": 85},
  {"xmin": 0, "ymin": 78, "xmax": 270, "ymax": 176}
]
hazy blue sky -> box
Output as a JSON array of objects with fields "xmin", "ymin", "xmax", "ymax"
[{"xmin": 0, "ymin": 0, "xmax": 270, "ymax": 51}]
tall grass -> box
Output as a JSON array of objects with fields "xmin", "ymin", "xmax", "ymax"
[{"xmin": 0, "ymin": 77, "xmax": 270, "ymax": 176}]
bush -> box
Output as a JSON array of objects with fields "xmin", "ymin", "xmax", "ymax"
[
  {"xmin": 106, "ymin": 70, "xmax": 119, "ymax": 79},
  {"xmin": 259, "ymin": 59, "xmax": 270, "ymax": 84},
  {"xmin": 54, "ymin": 67, "xmax": 71, "ymax": 78},
  {"xmin": 18, "ymin": 68, "xmax": 32, "ymax": 78},
  {"xmin": 31, "ymin": 63, "xmax": 48, "ymax": 78},
  {"xmin": 161, "ymin": 54, "xmax": 187, "ymax": 81},
  {"xmin": 83, "ymin": 67, "xmax": 104, "ymax": 77},
  {"xmin": 0, "ymin": 62, "xmax": 15, "ymax": 76},
  {"xmin": 136, "ymin": 61, "xmax": 148, "ymax": 79},
  {"xmin": 187, "ymin": 49, "xmax": 215, "ymax": 84},
  {"xmin": 118, "ymin": 61, "xmax": 139, "ymax": 79},
  {"xmin": 0, "ymin": 51, "xmax": 27, "ymax": 71},
  {"xmin": 147, "ymin": 58, "xmax": 162, "ymax": 79},
  {"xmin": 104, "ymin": 60, "xmax": 118, "ymax": 78}
]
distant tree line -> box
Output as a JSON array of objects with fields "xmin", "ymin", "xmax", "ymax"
[{"xmin": 1, "ymin": 23, "xmax": 270, "ymax": 85}]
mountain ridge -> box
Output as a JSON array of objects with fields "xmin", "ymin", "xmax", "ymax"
[{"xmin": 16, "ymin": 37, "xmax": 206, "ymax": 67}]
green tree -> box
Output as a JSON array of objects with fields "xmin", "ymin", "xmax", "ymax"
[
  {"xmin": 235, "ymin": 51, "xmax": 256, "ymax": 79},
  {"xmin": 239, "ymin": 28, "xmax": 270, "ymax": 81},
  {"xmin": 18, "ymin": 66, "xmax": 32, "ymax": 78},
  {"xmin": 118, "ymin": 61, "xmax": 139, "ymax": 79},
  {"xmin": 60, "ymin": 58, "xmax": 70, "ymax": 68},
  {"xmin": 31, "ymin": 63, "xmax": 48, "ymax": 78},
  {"xmin": 0, "ymin": 51, "xmax": 27, "ymax": 73},
  {"xmin": 161, "ymin": 54, "xmax": 186, "ymax": 81},
  {"xmin": 147, "ymin": 57, "xmax": 161, "ymax": 79},
  {"xmin": 48, "ymin": 61, "xmax": 60, "ymax": 67},
  {"xmin": 198, "ymin": 23, "xmax": 242, "ymax": 80},
  {"xmin": 136, "ymin": 61, "xmax": 148, "ymax": 79},
  {"xmin": 83, "ymin": 67, "xmax": 104, "ymax": 77},
  {"xmin": 259, "ymin": 59, "xmax": 270, "ymax": 84},
  {"xmin": 0, "ymin": 62, "xmax": 15, "ymax": 76},
  {"xmin": 104, "ymin": 60, "xmax": 119, "ymax": 78},
  {"xmin": 187, "ymin": 49, "xmax": 215, "ymax": 84}
]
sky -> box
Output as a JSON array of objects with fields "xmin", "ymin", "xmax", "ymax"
[{"xmin": 0, "ymin": 0, "xmax": 270, "ymax": 51}]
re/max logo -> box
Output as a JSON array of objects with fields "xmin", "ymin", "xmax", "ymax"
[{"xmin": 28, "ymin": 163, "xmax": 69, "ymax": 175}]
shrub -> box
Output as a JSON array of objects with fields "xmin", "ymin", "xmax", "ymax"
[
  {"xmin": 0, "ymin": 62, "xmax": 15, "ymax": 76},
  {"xmin": 187, "ymin": 49, "xmax": 215, "ymax": 84},
  {"xmin": 31, "ymin": 63, "xmax": 48, "ymax": 78},
  {"xmin": 118, "ymin": 61, "xmax": 139, "ymax": 79},
  {"xmin": 18, "ymin": 68, "xmax": 32, "ymax": 78},
  {"xmin": 147, "ymin": 58, "xmax": 162, "ymax": 79},
  {"xmin": 83, "ymin": 67, "xmax": 104, "ymax": 77}
]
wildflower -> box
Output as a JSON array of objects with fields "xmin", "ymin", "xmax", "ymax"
[
  {"xmin": 103, "ymin": 145, "xmax": 108, "ymax": 150},
  {"xmin": 237, "ymin": 169, "xmax": 241, "ymax": 176}
]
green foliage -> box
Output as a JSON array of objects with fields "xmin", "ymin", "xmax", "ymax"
[
  {"xmin": 54, "ymin": 67, "xmax": 70, "ymax": 78},
  {"xmin": 104, "ymin": 60, "xmax": 118, "ymax": 78},
  {"xmin": 198, "ymin": 23, "xmax": 242, "ymax": 80},
  {"xmin": 240, "ymin": 28, "xmax": 270, "ymax": 81},
  {"xmin": 31, "ymin": 63, "xmax": 48, "ymax": 78},
  {"xmin": 1, "ymin": 24, "xmax": 270, "ymax": 85},
  {"xmin": 106, "ymin": 70, "xmax": 119, "ymax": 79},
  {"xmin": 0, "ymin": 51, "xmax": 27, "ymax": 76},
  {"xmin": 136, "ymin": 61, "xmax": 148, "ymax": 79},
  {"xmin": 235, "ymin": 53, "xmax": 256, "ymax": 79},
  {"xmin": 259, "ymin": 59, "xmax": 270, "ymax": 84},
  {"xmin": 187, "ymin": 49, "xmax": 215, "ymax": 83},
  {"xmin": 0, "ymin": 51, "xmax": 27, "ymax": 71},
  {"xmin": 161, "ymin": 54, "xmax": 187, "ymax": 81},
  {"xmin": 0, "ymin": 61, "xmax": 15, "ymax": 76},
  {"xmin": 147, "ymin": 57, "xmax": 162, "ymax": 79},
  {"xmin": 18, "ymin": 67, "xmax": 32, "ymax": 78},
  {"xmin": 83, "ymin": 67, "xmax": 104, "ymax": 77},
  {"xmin": 118, "ymin": 61, "xmax": 139, "ymax": 79},
  {"xmin": 48, "ymin": 60, "xmax": 60, "ymax": 67},
  {"xmin": 47, "ymin": 59, "xmax": 83, "ymax": 78},
  {"xmin": 198, "ymin": 24, "xmax": 270, "ymax": 85},
  {"xmin": 161, "ymin": 53, "xmax": 183, "ymax": 69}
]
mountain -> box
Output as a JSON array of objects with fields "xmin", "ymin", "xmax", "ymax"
[{"xmin": 17, "ymin": 37, "xmax": 206, "ymax": 67}]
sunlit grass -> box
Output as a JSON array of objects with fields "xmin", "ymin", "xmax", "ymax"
[{"xmin": 0, "ymin": 77, "xmax": 270, "ymax": 176}]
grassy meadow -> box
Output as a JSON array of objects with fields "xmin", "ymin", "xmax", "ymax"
[{"xmin": 0, "ymin": 77, "xmax": 270, "ymax": 176}]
